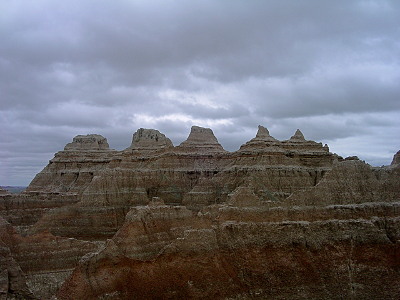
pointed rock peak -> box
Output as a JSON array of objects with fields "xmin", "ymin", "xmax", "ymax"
[
  {"xmin": 64, "ymin": 134, "xmax": 110, "ymax": 150},
  {"xmin": 129, "ymin": 128, "xmax": 173, "ymax": 150},
  {"xmin": 255, "ymin": 125, "xmax": 277, "ymax": 141},
  {"xmin": 290, "ymin": 129, "xmax": 305, "ymax": 141},
  {"xmin": 179, "ymin": 126, "xmax": 225, "ymax": 152},
  {"xmin": 256, "ymin": 125, "xmax": 270, "ymax": 137}
]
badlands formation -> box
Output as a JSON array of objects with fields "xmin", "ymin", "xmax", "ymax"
[{"xmin": 0, "ymin": 125, "xmax": 399, "ymax": 299}]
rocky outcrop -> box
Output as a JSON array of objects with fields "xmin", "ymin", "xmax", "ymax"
[
  {"xmin": 20, "ymin": 126, "xmax": 337, "ymax": 239},
  {"xmin": 0, "ymin": 216, "xmax": 99, "ymax": 299},
  {"xmin": 64, "ymin": 134, "xmax": 110, "ymax": 151},
  {"xmin": 126, "ymin": 128, "xmax": 173, "ymax": 152},
  {"xmin": 0, "ymin": 217, "xmax": 35, "ymax": 299},
  {"xmin": 391, "ymin": 150, "xmax": 400, "ymax": 166},
  {"xmin": 3, "ymin": 125, "xmax": 399, "ymax": 299},
  {"xmin": 238, "ymin": 125, "xmax": 280, "ymax": 152},
  {"xmin": 289, "ymin": 128, "xmax": 306, "ymax": 141},
  {"xmin": 26, "ymin": 134, "xmax": 116, "ymax": 194},
  {"xmin": 0, "ymin": 192, "xmax": 79, "ymax": 234},
  {"xmin": 58, "ymin": 160, "xmax": 400, "ymax": 299},
  {"xmin": 287, "ymin": 160, "xmax": 400, "ymax": 206},
  {"xmin": 177, "ymin": 126, "xmax": 226, "ymax": 153}
]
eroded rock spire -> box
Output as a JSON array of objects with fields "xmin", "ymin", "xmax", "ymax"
[
  {"xmin": 255, "ymin": 125, "xmax": 278, "ymax": 141},
  {"xmin": 178, "ymin": 126, "xmax": 225, "ymax": 153},
  {"xmin": 128, "ymin": 128, "xmax": 173, "ymax": 151},
  {"xmin": 289, "ymin": 129, "xmax": 305, "ymax": 142},
  {"xmin": 64, "ymin": 134, "xmax": 110, "ymax": 151}
]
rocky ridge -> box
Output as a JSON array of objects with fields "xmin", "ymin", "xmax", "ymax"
[
  {"xmin": 0, "ymin": 125, "xmax": 398, "ymax": 299},
  {"xmin": 57, "ymin": 159, "xmax": 400, "ymax": 299}
]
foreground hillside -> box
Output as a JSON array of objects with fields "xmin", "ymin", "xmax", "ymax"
[{"xmin": 1, "ymin": 126, "xmax": 399, "ymax": 299}]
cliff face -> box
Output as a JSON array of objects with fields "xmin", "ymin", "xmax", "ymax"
[
  {"xmin": 24, "ymin": 126, "xmax": 335, "ymax": 240},
  {"xmin": 0, "ymin": 216, "xmax": 99, "ymax": 299},
  {"xmin": 1, "ymin": 125, "xmax": 399, "ymax": 299},
  {"xmin": 57, "ymin": 160, "xmax": 400, "ymax": 299},
  {"xmin": 27, "ymin": 134, "xmax": 116, "ymax": 194}
]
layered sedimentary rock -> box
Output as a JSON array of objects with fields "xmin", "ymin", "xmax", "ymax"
[
  {"xmin": 57, "ymin": 160, "xmax": 400, "ymax": 299},
  {"xmin": 0, "ymin": 192, "xmax": 79, "ymax": 234},
  {"xmin": 0, "ymin": 217, "xmax": 35, "ymax": 299},
  {"xmin": 181, "ymin": 127, "xmax": 333, "ymax": 210},
  {"xmin": 177, "ymin": 126, "xmax": 226, "ymax": 154},
  {"xmin": 287, "ymin": 159, "xmax": 400, "ymax": 206},
  {"xmin": 0, "ymin": 135, "xmax": 115, "ymax": 234},
  {"xmin": 64, "ymin": 134, "xmax": 110, "ymax": 151},
  {"xmin": 2, "ymin": 125, "xmax": 399, "ymax": 299},
  {"xmin": 26, "ymin": 126, "xmax": 337, "ymax": 239},
  {"xmin": 6, "ymin": 134, "xmax": 117, "ymax": 237},
  {"xmin": 0, "ymin": 215, "xmax": 99, "ymax": 299},
  {"xmin": 126, "ymin": 128, "xmax": 173, "ymax": 152},
  {"xmin": 27, "ymin": 134, "xmax": 116, "ymax": 193}
]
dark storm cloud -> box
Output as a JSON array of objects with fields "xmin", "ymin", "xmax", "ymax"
[{"xmin": 1, "ymin": 0, "xmax": 400, "ymax": 185}]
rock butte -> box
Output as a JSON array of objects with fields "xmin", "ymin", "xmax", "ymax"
[{"xmin": 0, "ymin": 125, "xmax": 399, "ymax": 299}]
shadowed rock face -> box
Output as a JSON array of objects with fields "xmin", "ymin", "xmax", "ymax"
[{"xmin": 1, "ymin": 125, "xmax": 399, "ymax": 299}]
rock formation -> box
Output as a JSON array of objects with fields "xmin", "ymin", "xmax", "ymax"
[
  {"xmin": 392, "ymin": 150, "xmax": 400, "ymax": 166},
  {"xmin": 127, "ymin": 128, "xmax": 173, "ymax": 152},
  {"xmin": 289, "ymin": 128, "xmax": 306, "ymax": 141},
  {"xmin": 57, "ymin": 159, "xmax": 400, "ymax": 299},
  {"xmin": 177, "ymin": 125, "xmax": 226, "ymax": 153},
  {"xmin": 1, "ymin": 125, "xmax": 399, "ymax": 299},
  {"xmin": 64, "ymin": 134, "xmax": 110, "ymax": 151},
  {"xmin": 0, "ymin": 215, "xmax": 100, "ymax": 299}
]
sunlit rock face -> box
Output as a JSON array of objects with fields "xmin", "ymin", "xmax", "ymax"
[{"xmin": 2, "ymin": 126, "xmax": 399, "ymax": 299}]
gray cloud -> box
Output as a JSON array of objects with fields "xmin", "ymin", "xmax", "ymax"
[{"xmin": 1, "ymin": 0, "xmax": 400, "ymax": 185}]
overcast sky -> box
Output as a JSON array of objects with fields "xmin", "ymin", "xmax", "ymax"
[{"xmin": 1, "ymin": 0, "xmax": 399, "ymax": 186}]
